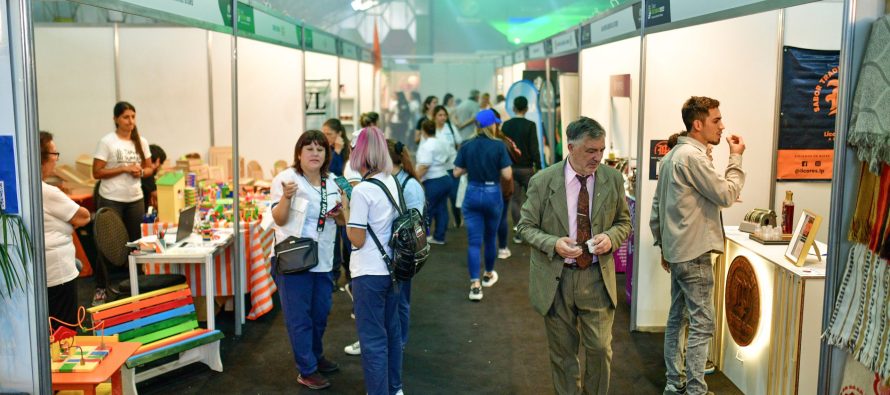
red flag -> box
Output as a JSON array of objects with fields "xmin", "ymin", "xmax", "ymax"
[{"xmin": 373, "ymin": 18, "xmax": 382, "ymax": 71}]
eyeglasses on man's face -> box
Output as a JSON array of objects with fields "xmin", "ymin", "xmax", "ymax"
[{"xmin": 49, "ymin": 152, "xmax": 60, "ymax": 159}]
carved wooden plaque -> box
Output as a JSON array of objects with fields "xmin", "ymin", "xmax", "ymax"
[{"xmin": 725, "ymin": 256, "xmax": 761, "ymax": 347}]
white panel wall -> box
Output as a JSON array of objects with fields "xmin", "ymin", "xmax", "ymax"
[
  {"xmin": 419, "ymin": 62, "xmax": 496, "ymax": 105},
  {"xmin": 237, "ymin": 38, "xmax": 304, "ymax": 175},
  {"xmin": 773, "ymin": 1, "xmax": 844, "ymax": 244},
  {"xmin": 339, "ymin": 58, "xmax": 359, "ymax": 131},
  {"xmin": 35, "ymin": 26, "xmax": 116, "ymax": 166},
  {"xmin": 578, "ymin": 37, "xmax": 641, "ymax": 161},
  {"xmin": 637, "ymin": 11, "xmax": 781, "ymax": 327},
  {"xmin": 118, "ymin": 27, "xmax": 211, "ymax": 163},
  {"xmin": 358, "ymin": 62, "xmax": 374, "ymax": 116},
  {"xmin": 211, "ymin": 31, "xmax": 233, "ymax": 147},
  {"xmin": 305, "ymin": 52, "xmax": 340, "ymax": 120},
  {"xmin": 511, "ymin": 63, "xmax": 526, "ymax": 86}
]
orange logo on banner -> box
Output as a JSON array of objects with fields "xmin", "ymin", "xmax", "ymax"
[
  {"xmin": 776, "ymin": 149, "xmax": 834, "ymax": 180},
  {"xmin": 652, "ymin": 141, "xmax": 670, "ymax": 157}
]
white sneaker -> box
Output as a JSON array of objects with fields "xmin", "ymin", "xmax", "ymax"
[
  {"xmin": 426, "ymin": 236, "xmax": 445, "ymax": 245},
  {"xmin": 468, "ymin": 285, "xmax": 483, "ymax": 301},
  {"xmin": 497, "ymin": 248, "xmax": 512, "ymax": 259},
  {"xmin": 482, "ymin": 271, "xmax": 499, "ymax": 287},
  {"xmin": 344, "ymin": 340, "xmax": 361, "ymax": 355}
]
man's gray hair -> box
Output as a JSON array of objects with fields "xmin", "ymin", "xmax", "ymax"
[
  {"xmin": 469, "ymin": 89, "xmax": 480, "ymax": 100},
  {"xmin": 566, "ymin": 116, "xmax": 606, "ymax": 145}
]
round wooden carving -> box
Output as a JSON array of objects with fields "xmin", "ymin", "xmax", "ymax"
[{"xmin": 725, "ymin": 256, "xmax": 760, "ymax": 347}]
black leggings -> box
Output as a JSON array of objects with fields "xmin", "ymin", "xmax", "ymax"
[
  {"xmin": 47, "ymin": 279, "xmax": 78, "ymax": 331},
  {"xmin": 94, "ymin": 194, "xmax": 144, "ymax": 288}
]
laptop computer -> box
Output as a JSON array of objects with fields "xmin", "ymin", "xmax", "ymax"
[{"xmin": 168, "ymin": 205, "xmax": 197, "ymax": 248}]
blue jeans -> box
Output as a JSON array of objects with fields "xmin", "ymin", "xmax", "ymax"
[
  {"xmin": 272, "ymin": 262, "xmax": 334, "ymax": 376},
  {"xmin": 497, "ymin": 198, "xmax": 510, "ymax": 249},
  {"xmin": 462, "ymin": 183, "xmax": 503, "ymax": 281},
  {"xmin": 353, "ymin": 275, "xmax": 402, "ymax": 395},
  {"xmin": 398, "ymin": 279, "xmax": 411, "ymax": 348},
  {"xmin": 664, "ymin": 254, "xmax": 714, "ymax": 395},
  {"xmin": 423, "ymin": 175, "xmax": 451, "ymax": 241}
]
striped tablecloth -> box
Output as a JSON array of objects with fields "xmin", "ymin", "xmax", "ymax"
[{"xmin": 140, "ymin": 221, "xmax": 277, "ymax": 319}]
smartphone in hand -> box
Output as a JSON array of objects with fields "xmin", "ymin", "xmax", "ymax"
[
  {"xmin": 334, "ymin": 176, "xmax": 353, "ymax": 199},
  {"xmin": 326, "ymin": 202, "xmax": 343, "ymax": 216}
]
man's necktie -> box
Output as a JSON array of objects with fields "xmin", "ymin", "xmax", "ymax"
[{"xmin": 576, "ymin": 174, "xmax": 593, "ymax": 268}]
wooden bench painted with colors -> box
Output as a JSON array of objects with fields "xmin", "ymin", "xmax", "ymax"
[{"xmin": 87, "ymin": 284, "xmax": 224, "ymax": 394}]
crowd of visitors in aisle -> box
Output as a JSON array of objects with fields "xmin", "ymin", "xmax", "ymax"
[{"xmin": 41, "ymin": 91, "xmax": 741, "ymax": 395}]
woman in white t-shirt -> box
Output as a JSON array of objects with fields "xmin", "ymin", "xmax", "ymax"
[
  {"xmin": 345, "ymin": 127, "xmax": 404, "ymax": 395},
  {"xmin": 432, "ymin": 104, "xmax": 464, "ymax": 228},
  {"xmin": 416, "ymin": 119, "xmax": 452, "ymax": 244},
  {"xmin": 270, "ymin": 130, "xmax": 345, "ymax": 390},
  {"xmin": 91, "ymin": 101, "xmax": 153, "ymax": 305},
  {"xmin": 40, "ymin": 132, "xmax": 91, "ymax": 330}
]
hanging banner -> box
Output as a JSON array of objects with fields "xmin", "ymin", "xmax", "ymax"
[
  {"xmin": 119, "ymin": 0, "xmax": 232, "ymax": 30},
  {"xmin": 0, "ymin": 136, "xmax": 18, "ymax": 214},
  {"xmin": 649, "ymin": 139, "xmax": 669, "ymax": 180},
  {"xmin": 305, "ymin": 80, "xmax": 332, "ymax": 131},
  {"xmin": 777, "ymin": 46, "xmax": 839, "ymax": 181}
]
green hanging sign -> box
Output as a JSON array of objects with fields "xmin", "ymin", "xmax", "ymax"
[
  {"xmin": 116, "ymin": 0, "xmax": 232, "ymax": 31},
  {"xmin": 235, "ymin": 2, "xmax": 301, "ymax": 48}
]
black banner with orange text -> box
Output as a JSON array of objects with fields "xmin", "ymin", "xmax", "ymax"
[{"xmin": 777, "ymin": 46, "xmax": 839, "ymax": 181}]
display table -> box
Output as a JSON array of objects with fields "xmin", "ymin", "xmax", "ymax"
[
  {"xmin": 51, "ymin": 337, "xmax": 140, "ymax": 395},
  {"xmin": 139, "ymin": 221, "xmax": 276, "ymax": 320},
  {"xmin": 715, "ymin": 226, "xmax": 826, "ymax": 395}
]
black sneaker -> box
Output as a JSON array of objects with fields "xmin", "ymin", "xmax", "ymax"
[
  {"xmin": 317, "ymin": 357, "xmax": 340, "ymax": 373},
  {"xmin": 297, "ymin": 371, "xmax": 331, "ymax": 390}
]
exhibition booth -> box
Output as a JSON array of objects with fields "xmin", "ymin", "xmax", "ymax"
[
  {"xmin": 0, "ymin": 1, "xmax": 379, "ymax": 392},
  {"xmin": 502, "ymin": 0, "xmax": 888, "ymax": 393}
]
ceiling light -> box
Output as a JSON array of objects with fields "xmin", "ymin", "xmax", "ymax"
[
  {"xmin": 513, "ymin": 38, "xmax": 521, "ymax": 44},
  {"xmin": 351, "ymin": 0, "xmax": 379, "ymax": 11}
]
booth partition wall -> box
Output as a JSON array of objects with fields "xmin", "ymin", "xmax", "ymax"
[
  {"xmin": 502, "ymin": 0, "xmax": 867, "ymax": 393},
  {"xmin": 0, "ymin": 0, "xmax": 378, "ymax": 391}
]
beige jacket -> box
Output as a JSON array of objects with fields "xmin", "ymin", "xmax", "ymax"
[
  {"xmin": 517, "ymin": 160, "xmax": 631, "ymax": 315},
  {"xmin": 650, "ymin": 137, "xmax": 745, "ymax": 263}
]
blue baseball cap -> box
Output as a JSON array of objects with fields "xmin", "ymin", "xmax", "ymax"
[{"xmin": 475, "ymin": 109, "xmax": 501, "ymax": 128}]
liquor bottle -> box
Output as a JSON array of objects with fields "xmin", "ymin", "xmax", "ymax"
[{"xmin": 782, "ymin": 191, "xmax": 795, "ymax": 234}]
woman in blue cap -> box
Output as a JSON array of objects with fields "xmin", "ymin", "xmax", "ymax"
[{"xmin": 453, "ymin": 109, "xmax": 513, "ymax": 301}]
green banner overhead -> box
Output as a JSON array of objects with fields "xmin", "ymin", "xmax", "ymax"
[
  {"xmin": 528, "ymin": 42, "xmax": 546, "ymax": 59},
  {"xmin": 340, "ymin": 42, "xmax": 359, "ymax": 60},
  {"xmin": 551, "ymin": 29, "xmax": 578, "ymax": 55},
  {"xmin": 114, "ymin": 0, "xmax": 233, "ymax": 31},
  {"xmin": 582, "ymin": 2, "xmax": 641, "ymax": 47},
  {"xmin": 361, "ymin": 49, "xmax": 373, "ymax": 63},
  {"xmin": 305, "ymin": 28, "xmax": 338, "ymax": 55},
  {"xmin": 236, "ymin": 2, "xmax": 300, "ymax": 48},
  {"xmin": 514, "ymin": 48, "xmax": 527, "ymax": 63}
]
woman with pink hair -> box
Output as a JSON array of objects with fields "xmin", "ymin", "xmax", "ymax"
[{"xmin": 345, "ymin": 127, "xmax": 405, "ymax": 395}]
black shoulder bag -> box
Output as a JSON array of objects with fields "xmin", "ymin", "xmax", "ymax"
[{"xmin": 274, "ymin": 178, "xmax": 327, "ymax": 275}]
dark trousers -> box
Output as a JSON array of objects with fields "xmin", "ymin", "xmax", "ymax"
[
  {"xmin": 462, "ymin": 183, "xmax": 503, "ymax": 280},
  {"xmin": 273, "ymin": 265, "xmax": 334, "ymax": 376},
  {"xmin": 47, "ymin": 279, "xmax": 78, "ymax": 331},
  {"xmin": 510, "ymin": 167, "xmax": 535, "ymax": 225},
  {"xmin": 353, "ymin": 275, "xmax": 402, "ymax": 395},
  {"xmin": 95, "ymin": 195, "xmax": 144, "ymax": 288},
  {"xmin": 446, "ymin": 169, "xmax": 462, "ymax": 226},
  {"xmin": 423, "ymin": 175, "xmax": 451, "ymax": 241},
  {"xmin": 398, "ymin": 279, "xmax": 411, "ymax": 348},
  {"xmin": 497, "ymin": 198, "xmax": 510, "ymax": 249}
]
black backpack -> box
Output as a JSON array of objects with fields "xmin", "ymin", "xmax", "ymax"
[{"xmin": 365, "ymin": 178, "xmax": 430, "ymax": 281}]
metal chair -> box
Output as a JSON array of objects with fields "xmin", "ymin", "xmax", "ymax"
[{"xmin": 93, "ymin": 208, "xmax": 185, "ymax": 299}]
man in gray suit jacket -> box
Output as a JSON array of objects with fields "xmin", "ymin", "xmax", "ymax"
[{"xmin": 517, "ymin": 117, "xmax": 631, "ymax": 395}]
